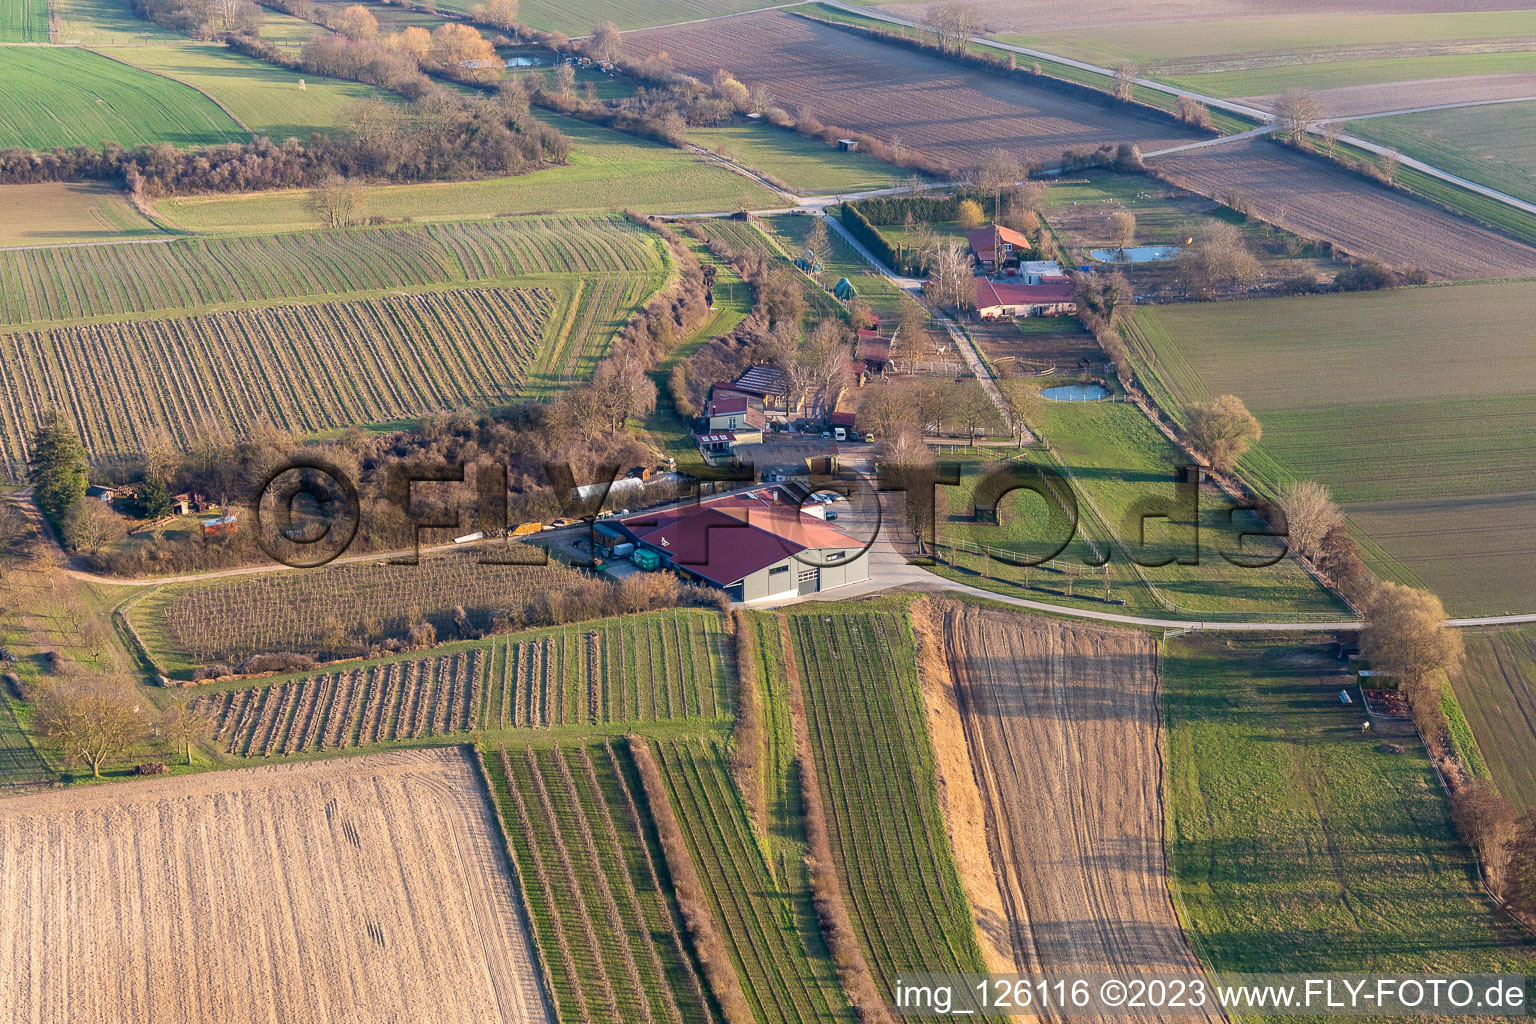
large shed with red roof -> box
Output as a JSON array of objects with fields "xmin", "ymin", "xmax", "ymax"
[
  {"xmin": 615, "ymin": 486, "xmax": 868, "ymax": 601},
  {"xmin": 973, "ymin": 276, "xmax": 1077, "ymax": 319}
]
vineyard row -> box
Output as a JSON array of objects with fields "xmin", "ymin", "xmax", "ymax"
[
  {"xmin": 0, "ymin": 287, "xmax": 562, "ymax": 478},
  {"xmin": 196, "ymin": 648, "xmax": 485, "ymax": 756},
  {"xmin": 0, "ymin": 214, "xmax": 660, "ymax": 327}
]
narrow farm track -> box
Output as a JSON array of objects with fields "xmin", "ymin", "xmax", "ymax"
[{"xmin": 932, "ymin": 600, "xmax": 1223, "ymax": 1024}]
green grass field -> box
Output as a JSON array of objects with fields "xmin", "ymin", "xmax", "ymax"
[
  {"xmin": 112, "ymin": 44, "xmax": 390, "ymax": 140},
  {"xmin": 1125, "ymin": 282, "xmax": 1536, "ymax": 614},
  {"xmin": 1453, "ymin": 628, "xmax": 1536, "ymax": 810},
  {"xmin": 687, "ymin": 122, "xmax": 911, "ymax": 195},
  {"xmin": 45, "ymin": 0, "xmax": 183, "ymax": 43},
  {"xmin": 1164, "ymin": 637, "xmax": 1536, "ymax": 979},
  {"xmin": 0, "ymin": 47, "xmax": 247, "ymax": 150},
  {"xmin": 155, "ymin": 113, "xmax": 782, "ymax": 232},
  {"xmin": 0, "ymin": 0, "xmax": 48, "ymax": 40},
  {"xmin": 1347, "ymin": 100, "xmax": 1536, "ymax": 206},
  {"xmin": 785, "ymin": 605, "xmax": 994, "ymax": 1018}
]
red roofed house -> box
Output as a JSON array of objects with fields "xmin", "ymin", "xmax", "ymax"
[
  {"xmin": 973, "ymin": 276, "xmax": 1077, "ymax": 320},
  {"xmin": 965, "ymin": 224, "xmax": 1031, "ymax": 273},
  {"xmin": 704, "ymin": 393, "xmax": 765, "ymax": 440},
  {"xmin": 616, "ymin": 486, "xmax": 868, "ymax": 601}
]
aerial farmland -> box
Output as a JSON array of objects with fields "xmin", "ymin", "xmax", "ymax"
[{"xmin": 3, "ymin": 0, "xmax": 1536, "ymax": 1018}]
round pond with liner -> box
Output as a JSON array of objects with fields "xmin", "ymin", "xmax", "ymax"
[
  {"xmin": 1041, "ymin": 382, "xmax": 1110, "ymax": 402},
  {"xmin": 1088, "ymin": 245, "xmax": 1181, "ymax": 263}
]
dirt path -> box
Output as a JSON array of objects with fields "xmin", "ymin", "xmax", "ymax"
[{"xmin": 931, "ymin": 599, "xmax": 1223, "ymax": 1023}]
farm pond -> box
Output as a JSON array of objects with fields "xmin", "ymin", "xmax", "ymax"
[
  {"xmin": 1089, "ymin": 245, "xmax": 1181, "ymax": 263},
  {"xmin": 1042, "ymin": 382, "xmax": 1110, "ymax": 402}
]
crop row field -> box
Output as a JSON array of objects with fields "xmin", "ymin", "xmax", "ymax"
[
  {"xmin": 0, "ymin": 287, "xmax": 554, "ymax": 478},
  {"xmin": 523, "ymin": 272, "xmax": 659, "ymax": 400},
  {"xmin": 488, "ymin": 739, "xmax": 722, "ymax": 1024},
  {"xmin": 1164, "ymin": 638, "xmax": 1536, "ymax": 979},
  {"xmin": 0, "ymin": 213, "xmax": 662, "ymax": 327},
  {"xmin": 479, "ymin": 611, "xmax": 731, "ymax": 729},
  {"xmin": 1124, "ymin": 281, "xmax": 1536, "ymax": 614},
  {"xmin": 195, "ymin": 648, "xmax": 486, "ymax": 757},
  {"xmin": 785, "ymin": 606, "xmax": 991, "ymax": 1016},
  {"xmin": 0, "ymin": 0, "xmax": 48, "ymax": 40},
  {"xmin": 930, "ymin": 600, "xmax": 1225, "ymax": 1012},
  {"xmin": 623, "ymin": 11, "xmax": 1205, "ymax": 172},
  {"xmin": 189, "ymin": 609, "xmax": 732, "ymax": 756},
  {"xmin": 134, "ymin": 550, "xmax": 590, "ymax": 673},
  {"xmin": 0, "ymin": 748, "xmax": 555, "ymax": 1024},
  {"xmin": 0, "ymin": 182, "xmax": 166, "ymax": 247},
  {"xmin": 650, "ymin": 735, "xmax": 854, "ymax": 1024},
  {"xmin": 0, "ymin": 46, "xmax": 248, "ymax": 151},
  {"xmin": 1452, "ymin": 628, "xmax": 1536, "ymax": 810}
]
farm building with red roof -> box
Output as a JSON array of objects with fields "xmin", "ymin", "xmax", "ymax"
[
  {"xmin": 973, "ymin": 276, "xmax": 1077, "ymax": 319},
  {"xmin": 616, "ymin": 486, "xmax": 868, "ymax": 601}
]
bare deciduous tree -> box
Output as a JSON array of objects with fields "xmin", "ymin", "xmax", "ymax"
[
  {"xmin": 929, "ymin": 240, "xmax": 976, "ymax": 310},
  {"xmin": 1278, "ymin": 89, "xmax": 1322, "ymax": 144},
  {"xmin": 589, "ymin": 20, "xmax": 622, "ymax": 62},
  {"xmin": 63, "ymin": 498, "xmax": 125, "ymax": 556},
  {"xmin": 1107, "ymin": 210, "xmax": 1136, "ymax": 253},
  {"xmin": 333, "ymin": 3, "xmax": 377, "ymax": 38},
  {"xmin": 36, "ymin": 678, "xmax": 152, "ymax": 778},
  {"xmin": 162, "ymin": 699, "xmax": 215, "ymax": 765},
  {"xmin": 1277, "ymin": 480, "xmax": 1344, "ymax": 561},
  {"xmin": 303, "ymin": 175, "xmax": 364, "ymax": 229},
  {"xmin": 1380, "ymin": 147, "xmax": 1401, "ymax": 185},
  {"xmin": 1184, "ymin": 394, "xmax": 1260, "ymax": 474},
  {"xmin": 1176, "ymin": 95, "xmax": 1212, "ymax": 129},
  {"xmin": 1112, "ymin": 62, "xmax": 1137, "ymax": 102},
  {"xmin": 924, "ymin": 0, "xmax": 979, "ymax": 55}
]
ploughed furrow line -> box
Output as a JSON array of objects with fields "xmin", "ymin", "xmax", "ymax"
[{"xmin": 0, "ymin": 288, "xmax": 553, "ymax": 477}]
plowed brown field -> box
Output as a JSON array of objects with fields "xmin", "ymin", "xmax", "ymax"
[
  {"xmin": 931, "ymin": 600, "xmax": 1220, "ymax": 1024},
  {"xmin": 0, "ymin": 748, "xmax": 553, "ymax": 1024},
  {"xmin": 624, "ymin": 12, "xmax": 1205, "ymax": 170},
  {"xmin": 1149, "ymin": 137, "xmax": 1536, "ymax": 278}
]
